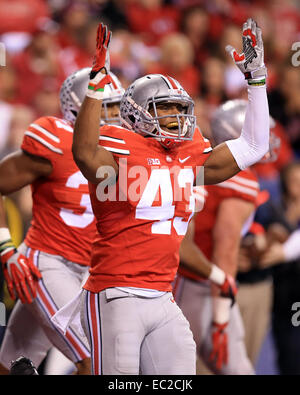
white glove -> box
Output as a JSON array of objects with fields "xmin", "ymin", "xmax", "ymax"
[{"xmin": 226, "ymin": 18, "xmax": 267, "ymax": 85}]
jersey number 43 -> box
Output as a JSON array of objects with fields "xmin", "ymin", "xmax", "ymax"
[{"xmin": 135, "ymin": 168, "xmax": 195, "ymax": 236}]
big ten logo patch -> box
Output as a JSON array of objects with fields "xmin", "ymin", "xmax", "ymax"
[{"xmin": 147, "ymin": 158, "xmax": 161, "ymax": 165}]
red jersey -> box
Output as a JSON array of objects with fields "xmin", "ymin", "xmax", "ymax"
[
  {"xmin": 178, "ymin": 169, "xmax": 259, "ymax": 282},
  {"xmin": 84, "ymin": 126, "xmax": 212, "ymax": 293},
  {"xmin": 21, "ymin": 116, "xmax": 96, "ymax": 266}
]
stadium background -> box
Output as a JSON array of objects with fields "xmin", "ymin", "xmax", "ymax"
[{"xmin": 0, "ymin": 0, "xmax": 299, "ymax": 375}]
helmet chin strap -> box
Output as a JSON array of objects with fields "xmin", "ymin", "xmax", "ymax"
[
  {"xmin": 159, "ymin": 138, "xmax": 177, "ymax": 150},
  {"xmin": 151, "ymin": 120, "xmax": 182, "ymax": 149},
  {"xmin": 158, "ymin": 131, "xmax": 181, "ymax": 150},
  {"xmin": 157, "ymin": 119, "xmax": 187, "ymax": 141}
]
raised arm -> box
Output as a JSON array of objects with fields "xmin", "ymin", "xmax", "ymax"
[
  {"xmin": 204, "ymin": 19, "xmax": 269, "ymax": 185},
  {"xmin": 72, "ymin": 23, "xmax": 118, "ymax": 184}
]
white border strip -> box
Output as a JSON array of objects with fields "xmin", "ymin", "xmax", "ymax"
[
  {"xmin": 231, "ymin": 175, "xmax": 259, "ymax": 189},
  {"xmin": 218, "ymin": 181, "xmax": 258, "ymax": 197},
  {"xmin": 30, "ymin": 123, "xmax": 60, "ymax": 143},
  {"xmin": 102, "ymin": 146, "xmax": 130, "ymax": 155},
  {"xmin": 99, "ymin": 136, "xmax": 125, "ymax": 144},
  {"xmin": 25, "ymin": 131, "xmax": 63, "ymax": 154}
]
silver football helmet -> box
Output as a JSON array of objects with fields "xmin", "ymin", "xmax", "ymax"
[
  {"xmin": 120, "ymin": 74, "xmax": 196, "ymax": 148},
  {"xmin": 60, "ymin": 67, "xmax": 124, "ymax": 125},
  {"xmin": 210, "ymin": 99, "xmax": 279, "ymax": 162}
]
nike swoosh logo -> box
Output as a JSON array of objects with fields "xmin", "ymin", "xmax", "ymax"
[{"xmin": 179, "ymin": 156, "xmax": 191, "ymax": 164}]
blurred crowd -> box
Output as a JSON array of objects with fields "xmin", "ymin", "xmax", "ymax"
[
  {"xmin": 1, "ymin": 0, "xmax": 299, "ymax": 199},
  {"xmin": 1, "ymin": 0, "xmax": 300, "ymax": 374}
]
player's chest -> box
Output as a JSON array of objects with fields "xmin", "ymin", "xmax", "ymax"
[{"xmin": 116, "ymin": 151, "xmax": 197, "ymax": 218}]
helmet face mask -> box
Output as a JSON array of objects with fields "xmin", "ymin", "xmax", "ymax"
[
  {"xmin": 120, "ymin": 74, "xmax": 196, "ymax": 149},
  {"xmin": 101, "ymin": 102, "xmax": 121, "ymax": 126},
  {"xmin": 100, "ymin": 76, "xmax": 125, "ymax": 126}
]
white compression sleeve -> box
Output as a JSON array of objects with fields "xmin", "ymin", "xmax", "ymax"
[
  {"xmin": 225, "ymin": 85, "xmax": 269, "ymax": 170},
  {"xmin": 283, "ymin": 229, "xmax": 300, "ymax": 262}
]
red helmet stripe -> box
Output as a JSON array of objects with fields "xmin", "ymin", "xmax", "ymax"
[
  {"xmin": 109, "ymin": 73, "xmax": 118, "ymax": 89},
  {"xmin": 166, "ymin": 76, "xmax": 179, "ymax": 89},
  {"xmin": 159, "ymin": 74, "xmax": 173, "ymax": 89}
]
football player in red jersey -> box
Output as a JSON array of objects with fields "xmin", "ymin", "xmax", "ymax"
[
  {"xmin": 0, "ymin": 68, "xmax": 124, "ymax": 374},
  {"xmin": 71, "ymin": 19, "xmax": 269, "ymax": 374},
  {"xmin": 175, "ymin": 99, "xmax": 276, "ymax": 375}
]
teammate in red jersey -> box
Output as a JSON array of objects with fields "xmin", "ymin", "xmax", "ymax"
[
  {"xmin": 72, "ymin": 20, "xmax": 269, "ymax": 375},
  {"xmin": 176, "ymin": 99, "xmax": 274, "ymax": 374},
  {"xmin": 0, "ymin": 68, "xmax": 124, "ymax": 374}
]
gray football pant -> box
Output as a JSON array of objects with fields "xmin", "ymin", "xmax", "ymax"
[
  {"xmin": 174, "ymin": 274, "xmax": 254, "ymax": 375},
  {"xmin": 0, "ymin": 243, "xmax": 90, "ymax": 369},
  {"xmin": 81, "ymin": 288, "xmax": 196, "ymax": 375}
]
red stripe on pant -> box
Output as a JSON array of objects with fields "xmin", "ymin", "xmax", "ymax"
[
  {"xmin": 88, "ymin": 292, "xmax": 101, "ymax": 375},
  {"xmin": 37, "ymin": 282, "xmax": 89, "ymax": 361}
]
